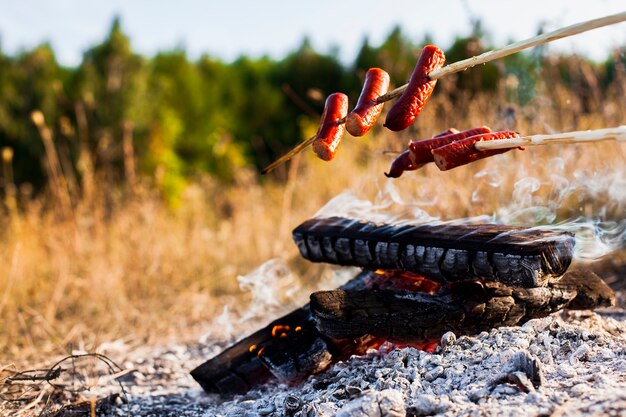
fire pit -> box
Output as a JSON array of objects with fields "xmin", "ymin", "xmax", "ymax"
[{"xmin": 191, "ymin": 217, "xmax": 615, "ymax": 396}]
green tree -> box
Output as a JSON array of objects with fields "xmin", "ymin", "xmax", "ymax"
[
  {"xmin": 0, "ymin": 44, "xmax": 66, "ymax": 189},
  {"xmin": 72, "ymin": 17, "xmax": 148, "ymax": 180}
]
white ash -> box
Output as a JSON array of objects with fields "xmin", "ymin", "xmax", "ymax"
[{"xmin": 93, "ymin": 308, "xmax": 626, "ymax": 417}]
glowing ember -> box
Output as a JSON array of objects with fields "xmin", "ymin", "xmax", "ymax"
[
  {"xmin": 359, "ymin": 336, "xmax": 440, "ymax": 353},
  {"xmin": 366, "ymin": 270, "xmax": 442, "ymax": 294},
  {"xmin": 271, "ymin": 325, "xmax": 291, "ymax": 338}
]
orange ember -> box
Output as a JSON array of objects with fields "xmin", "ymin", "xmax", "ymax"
[
  {"xmin": 271, "ymin": 324, "xmax": 291, "ymax": 337},
  {"xmin": 366, "ymin": 270, "xmax": 442, "ymax": 294},
  {"xmin": 360, "ymin": 336, "xmax": 440, "ymax": 353}
]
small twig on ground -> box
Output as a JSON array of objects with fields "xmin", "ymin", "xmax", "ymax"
[{"xmin": 1, "ymin": 352, "xmax": 128, "ymax": 416}]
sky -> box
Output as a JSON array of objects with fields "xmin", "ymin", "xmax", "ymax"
[{"xmin": 0, "ymin": 0, "xmax": 624, "ymax": 67}]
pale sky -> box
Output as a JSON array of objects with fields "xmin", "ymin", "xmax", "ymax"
[{"xmin": 0, "ymin": 0, "xmax": 624, "ymax": 66}]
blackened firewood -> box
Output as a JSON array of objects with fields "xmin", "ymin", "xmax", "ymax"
[
  {"xmin": 190, "ymin": 308, "xmax": 307, "ymax": 395},
  {"xmin": 293, "ymin": 217, "xmax": 575, "ymax": 288},
  {"xmin": 553, "ymin": 268, "xmax": 615, "ymax": 309},
  {"xmin": 310, "ymin": 269, "xmax": 614, "ymax": 342},
  {"xmin": 190, "ymin": 271, "xmax": 372, "ymax": 396},
  {"xmin": 256, "ymin": 326, "xmax": 333, "ymax": 382}
]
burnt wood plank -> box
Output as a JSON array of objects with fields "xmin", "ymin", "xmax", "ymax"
[
  {"xmin": 293, "ymin": 217, "xmax": 575, "ymax": 287},
  {"xmin": 190, "ymin": 271, "xmax": 373, "ymax": 395},
  {"xmin": 310, "ymin": 270, "xmax": 614, "ymax": 342}
]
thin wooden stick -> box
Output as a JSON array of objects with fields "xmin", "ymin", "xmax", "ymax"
[
  {"xmin": 475, "ymin": 126, "xmax": 626, "ymax": 151},
  {"xmin": 430, "ymin": 12, "xmax": 626, "ymax": 80},
  {"xmin": 261, "ymin": 134, "xmax": 318, "ymax": 175},
  {"xmin": 377, "ymin": 11, "xmax": 626, "ymax": 102},
  {"xmin": 263, "ymin": 11, "xmax": 626, "ymax": 174}
]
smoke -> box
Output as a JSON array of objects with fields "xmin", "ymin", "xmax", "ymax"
[
  {"xmin": 494, "ymin": 159, "xmax": 626, "ymax": 259},
  {"xmin": 312, "ymin": 153, "xmax": 626, "ymax": 262},
  {"xmin": 236, "ymin": 258, "xmax": 301, "ymax": 322},
  {"xmin": 315, "ymin": 183, "xmax": 441, "ymax": 227}
]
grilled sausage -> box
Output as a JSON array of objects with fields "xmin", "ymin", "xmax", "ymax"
[
  {"xmin": 385, "ymin": 149, "xmax": 421, "ymax": 178},
  {"xmin": 312, "ymin": 93, "xmax": 349, "ymax": 161},
  {"xmin": 346, "ymin": 68, "xmax": 390, "ymax": 137},
  {"xmin": 432, "ymin": 130, "xmax": 520, "ymax": 171},
  {"xmin": 385, "ymin": 127, "xmax": 490, "ymax": 178},
  {"xmin": 384, "ymin": 45, "xmax": 445, "ymax": 131}
]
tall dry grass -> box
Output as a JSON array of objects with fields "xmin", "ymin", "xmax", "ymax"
[{"xmin": 1, "ymin": 68, "xmax": 625, "ymax": 366}]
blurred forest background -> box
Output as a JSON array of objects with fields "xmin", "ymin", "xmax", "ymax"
[
  {"xmin": 0, "ymin": 18, "xmax": 624, "ymax": 361},
  {"xmin": 1, "ymin": 18, "xmax": 624, "ymax": 198}
]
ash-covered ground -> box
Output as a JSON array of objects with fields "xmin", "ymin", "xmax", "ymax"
[
  {"xmin": 5, "ymin": 260, "xmax": 623, "ymax": 417},
  {"xmin": 97, "ymin": 307, "xmax": 626, "ymax": 417}
]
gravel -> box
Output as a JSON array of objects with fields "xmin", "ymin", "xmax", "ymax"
[{"xmin": 90, "ymin": 308, "xmax": 626, "ymax": 417}]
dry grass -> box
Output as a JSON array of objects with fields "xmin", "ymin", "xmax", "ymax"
[{"xmin": 0, "ymin": 75, "xmax": 625, "ymax": 368}]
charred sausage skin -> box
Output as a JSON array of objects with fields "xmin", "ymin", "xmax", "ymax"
[
  {"xmin": 385, "ymin": 127, "xmax": 490, "ymax": 178},
  {"xmin": 384, "ymin": 45, "xmax": 445, "ymax": 131},
  {"xmin": 432, "ymin": 130, "xmax": 520, "ymax": 171}
]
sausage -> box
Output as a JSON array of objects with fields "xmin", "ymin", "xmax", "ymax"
[
  {"xmin": 384, "ymin": 45, "xmax": 445, "ymax": 131},
  {"xmin": 385, "ymin": 149, "xmax": 422, "ymax": 178},
  {"xmin": 432, "ymin": 130, "xmax": 520, "ymax": 171},
  {"xmin": 312, "ymin": 93, "xmax": 349, "ymax": 161},
  {"xmin": 409, "ymin": 126, "xmax": 492, "ymax": 165},
  {"xmin": 385, "ymin": 127, "xmax": 488, "ymax": 178},
  {"xmin": 346, "ymin": 68, "xmax": 390, "ymax": 137}
]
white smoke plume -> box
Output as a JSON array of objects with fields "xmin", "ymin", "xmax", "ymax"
[{"xmin": 312, "ymin": 153, "xmax": 626, "ymax": 262}]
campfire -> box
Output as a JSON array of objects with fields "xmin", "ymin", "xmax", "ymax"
[
  {"xmin": 191, "ymin": 217, "xmax": 615, "ymax": 396},
  {"xmin": 191, "ymin": 11, "xmax": 624, "ymax": 401}
]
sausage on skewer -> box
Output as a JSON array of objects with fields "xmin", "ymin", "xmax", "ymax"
[
  {"xmin": 385, "ymin": 127, "xmax": 490, "ymax": 177},
  {"xmin": 312, "ymin": 93, "xmax": 349, "ymax": 161},
  {"xmin": 432, "ymin": 130, "xmax": 521, "ymax": 171},
  {"xmin": 384, "ymin": 45, "xmax": 446, "ymax": 131},
  {"xmin": 346, "ymin": 68, "xmax": 390, "ymax": 137},
  {"xmin": 385, "ymin": 128, "xmax": 459, "ymax": 177}
]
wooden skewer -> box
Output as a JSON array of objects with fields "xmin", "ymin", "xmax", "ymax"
[
  {"xmin": 262, "ymin": 11, "xmax": 626, "ymax": 174},
  {"xmin": 261, "ymin": 134, "xmax": 318, "ymax": 175},
  {"xmin": 475, "ymin": 126, "xmax": 626, "ymax": 151}
]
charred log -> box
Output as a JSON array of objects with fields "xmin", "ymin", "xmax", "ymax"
[
  {"xmin": 554, "ymin": 268, "xmax": 616, "ymax": 309},
  {"xmin": 293, "ymin": 217, "xmax": 575, "ymax": 288},
  {"xmin": 191, "ymin": 269, "xmax": 613, "ymax": 396},
  {"xmin": 310, "ymin": 270, "xmax": 614, "ymax": 342},
  {"xmin": 190, "ymin": 271, "xmax": 374, "ymax": 396}
]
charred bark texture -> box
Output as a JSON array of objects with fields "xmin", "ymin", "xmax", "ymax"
[
  {"xmin": 192, "ymin": 269, "xmax": 614, "ymax": 396},
  {"xmin": 310, "ymin": 270, "xmax": 614, "ymax": 342},
  {"xmin": 190, "ymin": 272, "xmax": 374, "ymax": 396},
  {"xmin": 293, "ymin": 217, "xmax": 575, "ymax": 288}
]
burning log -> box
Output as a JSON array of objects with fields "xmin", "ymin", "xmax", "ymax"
[
  {"xmin": 191, "ymin": 268, "xmax": 613, "ymax": 395},
  {"xmin": 310, "ymin": 269, "xmax": 614, "ymax": 342},
  {"xmin": 190, "ymin": 272, "xmax": 377, "ymax": 396},
  {"xmin": 293, "ymin": 217, "xmax": 575, "ymax": 288},
  {"xmin": 191, "ymin": 217, "xmax": 613, "ymax": 396},
  {"xmin": 191, "ymin": 306, "xmax": 318, "ymax": 395}
]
